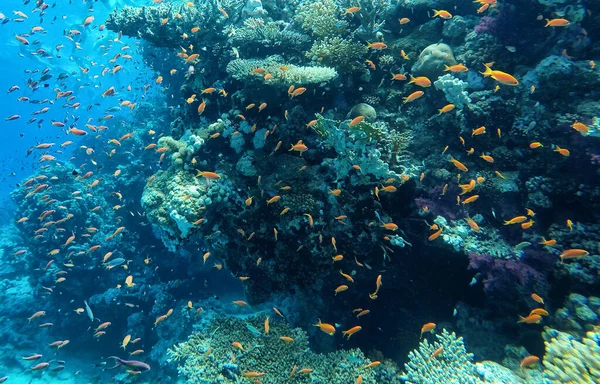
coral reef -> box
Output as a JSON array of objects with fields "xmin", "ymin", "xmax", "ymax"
[
  {"xmin": 226, "ymin": 55, "xmax": 338, "ymax": 85},
  {"xmin": 402, "ymin": 329, "xmax": 484, "ymax": 384},
  {"xmin": 542, "ymin": 326, "xmax": 600, "ymax": 383},
  {"xmin": 168, "ymin": 314, "xmax": 389, "ymax": 383}
]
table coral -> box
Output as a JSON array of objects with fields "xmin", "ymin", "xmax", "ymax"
[{"xmin": 227, "ymin": 56, "xmax": 338, "ymax": 85}]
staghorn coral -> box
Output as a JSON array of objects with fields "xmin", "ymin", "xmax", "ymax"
[
  {"xmin": 402, "ymin": 329, "xmax": 484, "ymax": 384},
  {"xmin": 306, "ymin": 37, "xmax": 368, "ymax": 71},
  {"xmin": 542, "ymin": 326, "xmax": 600, "ymax": 383},
  {"xmin": 226, "ymin": 55, "xmax": 338, "ymax": 85},
  {"xmin": 167, "ymin": 314, "xmax": 379, "ymax": 383}
]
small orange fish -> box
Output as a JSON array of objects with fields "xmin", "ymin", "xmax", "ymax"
[
  {"xmin": 560, "ymin": 249, "xmax": 589, "ymax": 261},
  {"xmin": 520, "ymin": 355, "xmax": 540, "ymax": 369},
  {"xmin": 517, "ymin": 314, "xmax": 542, "ymax": 324},
  {"xmin": 403, "ymin": 90, "xmax": 424, "ymax": 103},
  {"xmin": 545, "ymin": 18, "xmax": 570, "ymax": 27},
  {"xmin": 367, "ymin": 42, "xmax": 387, "ymax": 50},
  {"xmin": 428, "ymin": 228, "xmax": 442, "ymax": 241},
  {"xmin": 420, "ymin": 322, "xmax": 436, "ymax": 338},
  {"xmin": 472, "ymin": 126, "xmax": 486, "ymax": 136},
  {"xmin": 553, "ymin": 145, "xmax": 570, "ymax": 157},
  {"xmin": 432, "ymin": 9, "xmax": 452, "ymax": 19},
  {"xmin": 314, "ymin": 318, "xmax": 336, "ymax": 335}
]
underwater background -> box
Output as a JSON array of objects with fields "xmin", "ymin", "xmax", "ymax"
[{"xmin": 0, "ymin": 0, "xmax": 599, "ymax": 382}]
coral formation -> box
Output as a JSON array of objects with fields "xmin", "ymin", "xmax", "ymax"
[
  {"xmin": 402, "ymin": 329, "xmax": 484, "ymax": 384},
  {"xmin": 542, "ymin": 326, "xmax": 600, "ymax": 383},
  {"xmin": 226, "ymin": 55, "xmax": 338, "ymax": 85},
  {"xmin": 168, "ymin": 314, "xmax": 385, "ymax": 383}
]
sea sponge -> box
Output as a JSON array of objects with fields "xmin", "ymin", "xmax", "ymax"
[{"xmin": 411, "ymin": 43, "xmax": 457, "ymax": 78}]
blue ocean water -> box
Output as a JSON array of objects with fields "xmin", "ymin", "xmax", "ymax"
[{"xmin": 0, "ymin": 0, "xmax": 599, "ymax": 383}]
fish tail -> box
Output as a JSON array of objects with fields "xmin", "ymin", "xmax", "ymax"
[
  {"xmin": 544, "ymin": 19, "xmax": 550, "ymax": 27},
  {"xmin": 480, "ymin": 64, "xmax": 493, "ymax": 77},
  {"xmin": 408, "ymin": 74, "xmax": 416, "ymax": 84},
  {"xmin": 432, "ymin": 9, "xmax": 439, "ymax": 17}
]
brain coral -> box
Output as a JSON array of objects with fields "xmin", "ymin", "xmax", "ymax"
[{"xmin": 411, "ymin": 43, "xmax": 457, "ymax": 78}]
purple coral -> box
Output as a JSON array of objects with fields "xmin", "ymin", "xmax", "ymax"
[
  {"xmin": 468, "ymin": 252, "xmax": 547, "ymax": 296},
  {"xmin": 474, "ymin": 16, "xmax": 497, "ymax": 35}
]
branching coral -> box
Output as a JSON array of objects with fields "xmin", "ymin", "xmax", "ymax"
[
  {"xmin": 306, "ymin": 37, "xmax": 368, "ymax": 71},
  {"xmin": 402, "ymin": 329, "xmax": 484, "ymax": 384},
  {"xmin": 226, "ymin": 55, "xmax": 338, "ymax": 85},
  {"xmin": 167, "ymin": 315, "xmax": 378, "ymax": 383},
  {"xmin": 542, "ymin": 326, "xmax": 600, "ymax": 383},
  {"xmin": 294, "ymin": 0, "xmax": 347, "ymax": 38}
]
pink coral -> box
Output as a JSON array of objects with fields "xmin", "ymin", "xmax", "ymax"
[{"xmin": 474, "ymin": 16, "xmax": 497, "ymax": 35}]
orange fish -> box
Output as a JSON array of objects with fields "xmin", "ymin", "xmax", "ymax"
[
  {"xmin": 517, "ymin": 314, "xmax": 542, "ymax": 324},
  {"xmin": 342, "ymin": 326, "xmax": 362, "ymax": 339},
  {"xmin": 553, "ymin": 146, "xmax": 570, "ymax": 157},
  {"xmin": 545, "ymin": 18, "xmax": 570, "ymax": 27},
  {"xmin": 314, "ymin": 319, "xmax": 336, "ymax": 335},
  {"xmin": 480, "ymin": 64, "xmax": 519, "ymax": 86},
  {"xmin": 520, "ymin": 355, "xmax": 540, "ymax": 369},
  {"xmin": 420, "ymin": 322, "xmax": 436, "ymax": 338},
  {"xmin": 428, "ymin": 228, "xmax": 442, "ymax": 241},
  {"xmin": 449, "ymin": 156, "xmax": 468, "ymax": 172},
  {"xmin": 465, "ymin": 217, "xmax": 480, "ymax": 232},
  {"xmin": 462, "ymin": 195, "xmax": 479, "ymax": 205},
  {"xmin": 367, "ymin": 42, "xmax": 387, "ymax": 50},
  {"xmin": 432, "ymin": 9, "xmax": 452, "ymax": 19},
  {"xmin": 349, "ymin": 116, "xmax": 365, "ymax": 126},
  {"xmin": 408, "ymin": 75, "xmax": 431, "ymax": 87},
  {"xmin": 403, "ymin": 90, "xmax": 424, "ymax": 103},
  {"xmin": 560, "ymin": 249, "xmax": 589, "ymax": 261},
  {"xmin": 503, "ymin": 216, "xmax": 527, "ymax": 225}
]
